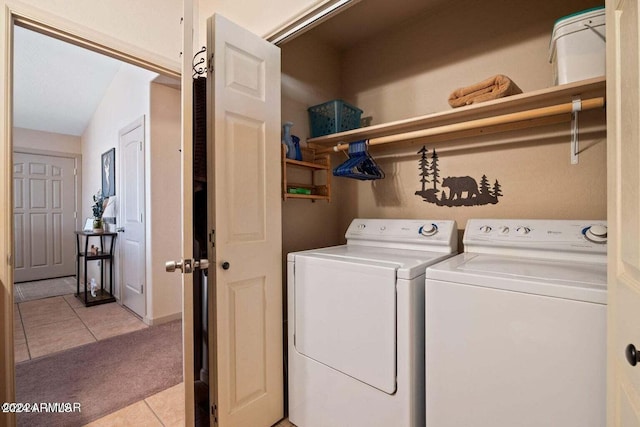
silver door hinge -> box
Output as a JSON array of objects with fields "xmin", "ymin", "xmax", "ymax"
[
  {"xmin": 139, "ymin": 141, "xmax": 143, "ymax": 151},
  {"xmin": 211, "ymin": 403, "xmax": 218, "ymax": 423},
  {"xmin": 141, "ymin": 285, "xmax": 143, "ymax": 294},
  {"xmin": 209, "ymin": 229, "xmax": 215, "ymax": 247},
  {"xmin": 208, "ymin": 53, "xmax": 214, "ymax": 73}
]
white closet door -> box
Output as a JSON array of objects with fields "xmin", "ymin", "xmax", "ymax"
[
  {"xmin": 606, "ymin": 0, "xmax": 640, "ymax": 425},
  {"xmin": 208, "ymin": 13, "xmax": 283, "ymax": 427},
  {"xmin": 13, "ymin": 152, "xmax": 76, "ymax": 282}
]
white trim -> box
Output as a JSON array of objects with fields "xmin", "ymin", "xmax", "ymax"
[{"xmin": 265, "ymin": 0, "xmax": 360, "ymax": 45}]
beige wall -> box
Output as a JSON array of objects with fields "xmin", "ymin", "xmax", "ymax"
[
  {"xmin": 286, "ymin": 0, "xmax": 606, "ymax": 245},
  {"xmin": 81, "ymin": 63, "xmax": 156, "ymax": 318},
  {"xmin": 197, "ymin": 0, "xmax": 326, "ymax": 51},
  {"xmin": 13, "ymin": 127, "xmax": 81, "ymax": 154},
  {"xmin": 149, "ymin": 82, "xmax": 182, "ymax": 322},
  {"xmin": 281, "ymin": 31, "xmax": 346, "ymax": 257}
]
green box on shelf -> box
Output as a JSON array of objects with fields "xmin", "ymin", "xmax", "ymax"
[{"xmin": 308, "ymin": 99, "xmax": 363, "ymax": 138}]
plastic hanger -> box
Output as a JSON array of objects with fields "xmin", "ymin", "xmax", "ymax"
[{"xmin": 333, "ymin": 140, "xmax": 385, "ymax": 180}]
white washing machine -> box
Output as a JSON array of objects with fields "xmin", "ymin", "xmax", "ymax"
[
  {"xmin": 288, "ymin": 218, "xmax": 458, "ymax": 427},
  {"xmin": 425, "ymin": 219, "xmax": 607, "ymax": 427}
]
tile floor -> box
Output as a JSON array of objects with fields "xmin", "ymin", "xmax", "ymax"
[
  {"xmin": 14, "ymin": 294, "xmax": 148, "ymax": 361},
  {"xmin": 84, "ymin": 382, "xmax": 185, "ymax": 427},
  {"xmin": 14, "ymin": 293, "xmax": 294, "ymax": 426}
]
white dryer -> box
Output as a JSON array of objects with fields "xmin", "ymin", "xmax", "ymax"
[
  {"xmin": 288, "ymin": 218, "xmax": 458, "ymax": 427},
  {"xmin": 425, "ymin": 219, "xmax": 607, "ymax": 427}
]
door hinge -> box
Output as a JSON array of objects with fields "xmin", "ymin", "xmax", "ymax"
[
  {"xmin": 141, "ymin": 285, "xmax": 143, "ymax": 294},
  {"xmin": 139, "ymin": 141, "xmax": 143, "ymax": 151},
  {"xmin": 209, "ymin": 229, "xmax": 215, "ymax": 248},
  {"xmin": 208, "ymin": 53, "xmax": 214, "ymax": 73},
  {"xmin": 73, "ymin": 167, "xmax": 77, "ymax": 176},
  {"xmin": 140, "ymin": 213, "xmax": 143, "ymax": 223},
  {"xmin": 211, "ymin": 403, "xmax": 218, "ymax": 423}
]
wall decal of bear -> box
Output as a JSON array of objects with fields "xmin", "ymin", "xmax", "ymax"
[{"xmin": 415, "ymin": 146, "xmax": 503, "ymax": 207}]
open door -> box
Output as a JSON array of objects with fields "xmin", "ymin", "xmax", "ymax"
[
  {"xmin": 606, "ymin": 0, "xmax": 640, "ymax": 424},
  {"xmin": 207, "ymin": 14, "xmax": 283, "ymax": 426}
]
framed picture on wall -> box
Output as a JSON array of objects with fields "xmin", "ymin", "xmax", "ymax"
[{"xmin": 101, "ymin": 148, "xmax": 115, "ymax": 197}]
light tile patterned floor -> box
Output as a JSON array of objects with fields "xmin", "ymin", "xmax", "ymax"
[
  {"xmin": 14, "ymin": 294, "xmax": 147, "ymax": 362},
  {"xmin": 14, "ymin": 290, "xmax": 295, "ymax": 427}
]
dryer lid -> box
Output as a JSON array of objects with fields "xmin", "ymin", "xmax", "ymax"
[{"xmin": 289, "ymin": 245, "xmax": 454, "ymax": 279}]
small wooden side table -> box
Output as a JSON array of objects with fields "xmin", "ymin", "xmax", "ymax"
[{"xmin": 75, "ymin": 230, "xmax": 117, "ymax": 306}]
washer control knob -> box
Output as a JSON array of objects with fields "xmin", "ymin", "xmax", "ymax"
[
  {"xmin": 516, "ymin": 226, "xmax": 531, "ymax": 235},
  {"xmin": 357, "ymin": 223, "xmax": 366, "ymax": 230},
  {"xmin": 479, "ymin": 225, "xmax": 492, "ymax": 233},
  {"xmin": 585, "ymin": 225, "xmax": 607, "ymax": 243},
  {"xmin": 420, "ymin": 223, "xmax": 438, "ymax": 237},
  {"xmin": 499, "ymin": 226, "xmax": 510, "ymax": 234}
]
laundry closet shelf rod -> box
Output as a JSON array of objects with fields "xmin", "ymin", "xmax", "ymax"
[{"xmin": 312, "ymin": 96, "xmax": 605, "ymax": 154}]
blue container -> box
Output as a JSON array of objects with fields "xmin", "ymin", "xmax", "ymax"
[{"xmin": 308, "ymin": 99, "xmax": 363, "ymax": 138}]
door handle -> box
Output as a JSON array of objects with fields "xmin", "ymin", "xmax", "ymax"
[
  {"xmin": 165, "ymin": 258, "xmax": 209, "ymax": 274},
  {"xmin": 165, "ymin": 260, "xmax": 185, "ymax": 273},
  {"xmin": 626, "ymin": 343, "xmax": 639, "ymax": 367},
  {"xmin": 221, "ymin": 261, "xmax": 230, "ymax": 270}
]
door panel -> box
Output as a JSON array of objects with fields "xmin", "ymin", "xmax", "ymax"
[
  {"xmin": 13, "ymin": 152, "xmax": 76, "ymax": 282},
  {"xmin": 120, "ymin": 118, "xmax": 146, "ymax": 317},
  {"xmin": 208, "ymin": 13, "xmax": 282, "ymax": 427},
  {"xmin": 606, "ymin": 0, "xmax": 640, "ymax": 424}
]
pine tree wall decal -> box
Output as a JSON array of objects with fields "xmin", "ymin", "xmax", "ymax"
[
  {"xmin": 415, "ymin": 147, "xmax": 504, "ymax": 207},
  {"xmin": 417, "ymin": 146, "xmax": 430, "ymax": 192},
  {"xmin": 430, "ymin": 149, "xmax": 440, "ymax": 190}
]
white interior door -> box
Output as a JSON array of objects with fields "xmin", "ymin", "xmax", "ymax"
[
  {"xmin": 120, "ymin": 118, "xmax": 146, "ymax": 317},
  {"xmin": 207, "ymin": 14, "xmax": 283, "ymax": 426},
  {"xmin": 13, "ymin": 152, "xmax": 77, "ymax": 282},
  {"xmin": 606, "ymin": 1, "xmax": 640, "ymax": 425}
]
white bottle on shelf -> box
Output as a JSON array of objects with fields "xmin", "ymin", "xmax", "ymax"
[{"xmin": 90, "ymin": 278, "xmax": 97, "ymax": 298}]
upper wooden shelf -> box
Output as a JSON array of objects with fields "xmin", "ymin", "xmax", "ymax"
[{"xmin": 307, "ymin": 76, "xmax": 606, "ymax": 152}]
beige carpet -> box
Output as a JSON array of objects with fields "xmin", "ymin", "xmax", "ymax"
[{"xmin": 15, "ymin": 320, "xmax": 182, "ymax": 426}]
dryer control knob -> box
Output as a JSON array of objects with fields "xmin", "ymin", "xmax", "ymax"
[
  {"xmin": 479, "ymin": 225, "xmax": 492, "ymax": 233},
  {"xmin": 585, "ymin": 225, "xmax": 607, "ymax": 243},
  {"xmin": 420, "ymin": 223, "xmax": 438, "ymax": 237},
  {"xmin": 516, "ymin": 226, "xmax": 531, "ymax": 235},
  {"xmin": 499, "ymin": 226, "xmax": 510, "ymax": 234}
]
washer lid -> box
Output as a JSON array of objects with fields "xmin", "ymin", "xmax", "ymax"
[
  {"xmin": 426, "ymin": 253, "xmax": 607, "ymax": 304},
  {"xmin": 289, "ymin": 244, "xmax": 454, "ymax": 279}
]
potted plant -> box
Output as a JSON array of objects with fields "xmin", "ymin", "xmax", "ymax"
[{"xmin": 92, "ymin": 190, "xmax": 105, "ymax": 231}]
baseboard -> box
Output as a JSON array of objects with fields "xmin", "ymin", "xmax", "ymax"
[{"xmin": 144, "ymin": 311, "xmax": 182, "ymax": 326}]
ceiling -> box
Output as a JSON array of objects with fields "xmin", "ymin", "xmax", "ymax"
[
  {"xmin": 306, "ymin": 0, "xmax": 448, "ymax": 50},
  {"xmin": 13, "ymin": 26, "xmax": 129, "ymax": 136}
]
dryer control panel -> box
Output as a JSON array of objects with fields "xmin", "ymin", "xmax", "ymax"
[
  {"xmin": 346, "ymin": 219, "xmax": 458, "ymax": 252},
  {"xmin": 464, "ymin": 219, "xmax": 607, "ymax": 262}
]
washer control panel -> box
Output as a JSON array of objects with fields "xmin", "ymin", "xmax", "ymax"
[
  {"xmin": 464, "ymin": 219, "xmax": 608, "ymax": 257},
  {"xmin": 346, "ymin": 218, "xmax": 457, "ymax": 250}
]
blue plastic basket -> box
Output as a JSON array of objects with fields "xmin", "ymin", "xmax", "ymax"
[{"xmin": 308, "ymin": 99, "xmax": 363, "ymax": 138}]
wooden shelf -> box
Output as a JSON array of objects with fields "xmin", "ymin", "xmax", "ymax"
[
  {"xmin": 307, "ymin": 76, "xmax": 606, "ymax": 152},
  {"xmin": 284, "ymin": 158, "xmax": 330, "ymax": 170},
  {"xmin": 282, "ymin": 146, "xmax": 331, "ymax": 202}
]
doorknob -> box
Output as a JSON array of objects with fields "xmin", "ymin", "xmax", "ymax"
[
  {"xmin": 221, "ymin": 261, "xmax": 230, "ymax": 270},
  {"xmin": 165, "ymin": 259, "xmax": 209, "ymax": 273},
  {"xmin": 165, "ymin": 260, "xmax": 185, "ymax": 273},
  {"xmin": 626, "ymin": 343, "xmax": 639, "ymax": 367}
]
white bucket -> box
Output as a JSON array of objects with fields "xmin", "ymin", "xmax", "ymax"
[{"xmin": 549, "ymin": 7, "xmax": 605, "ymax": 85}]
